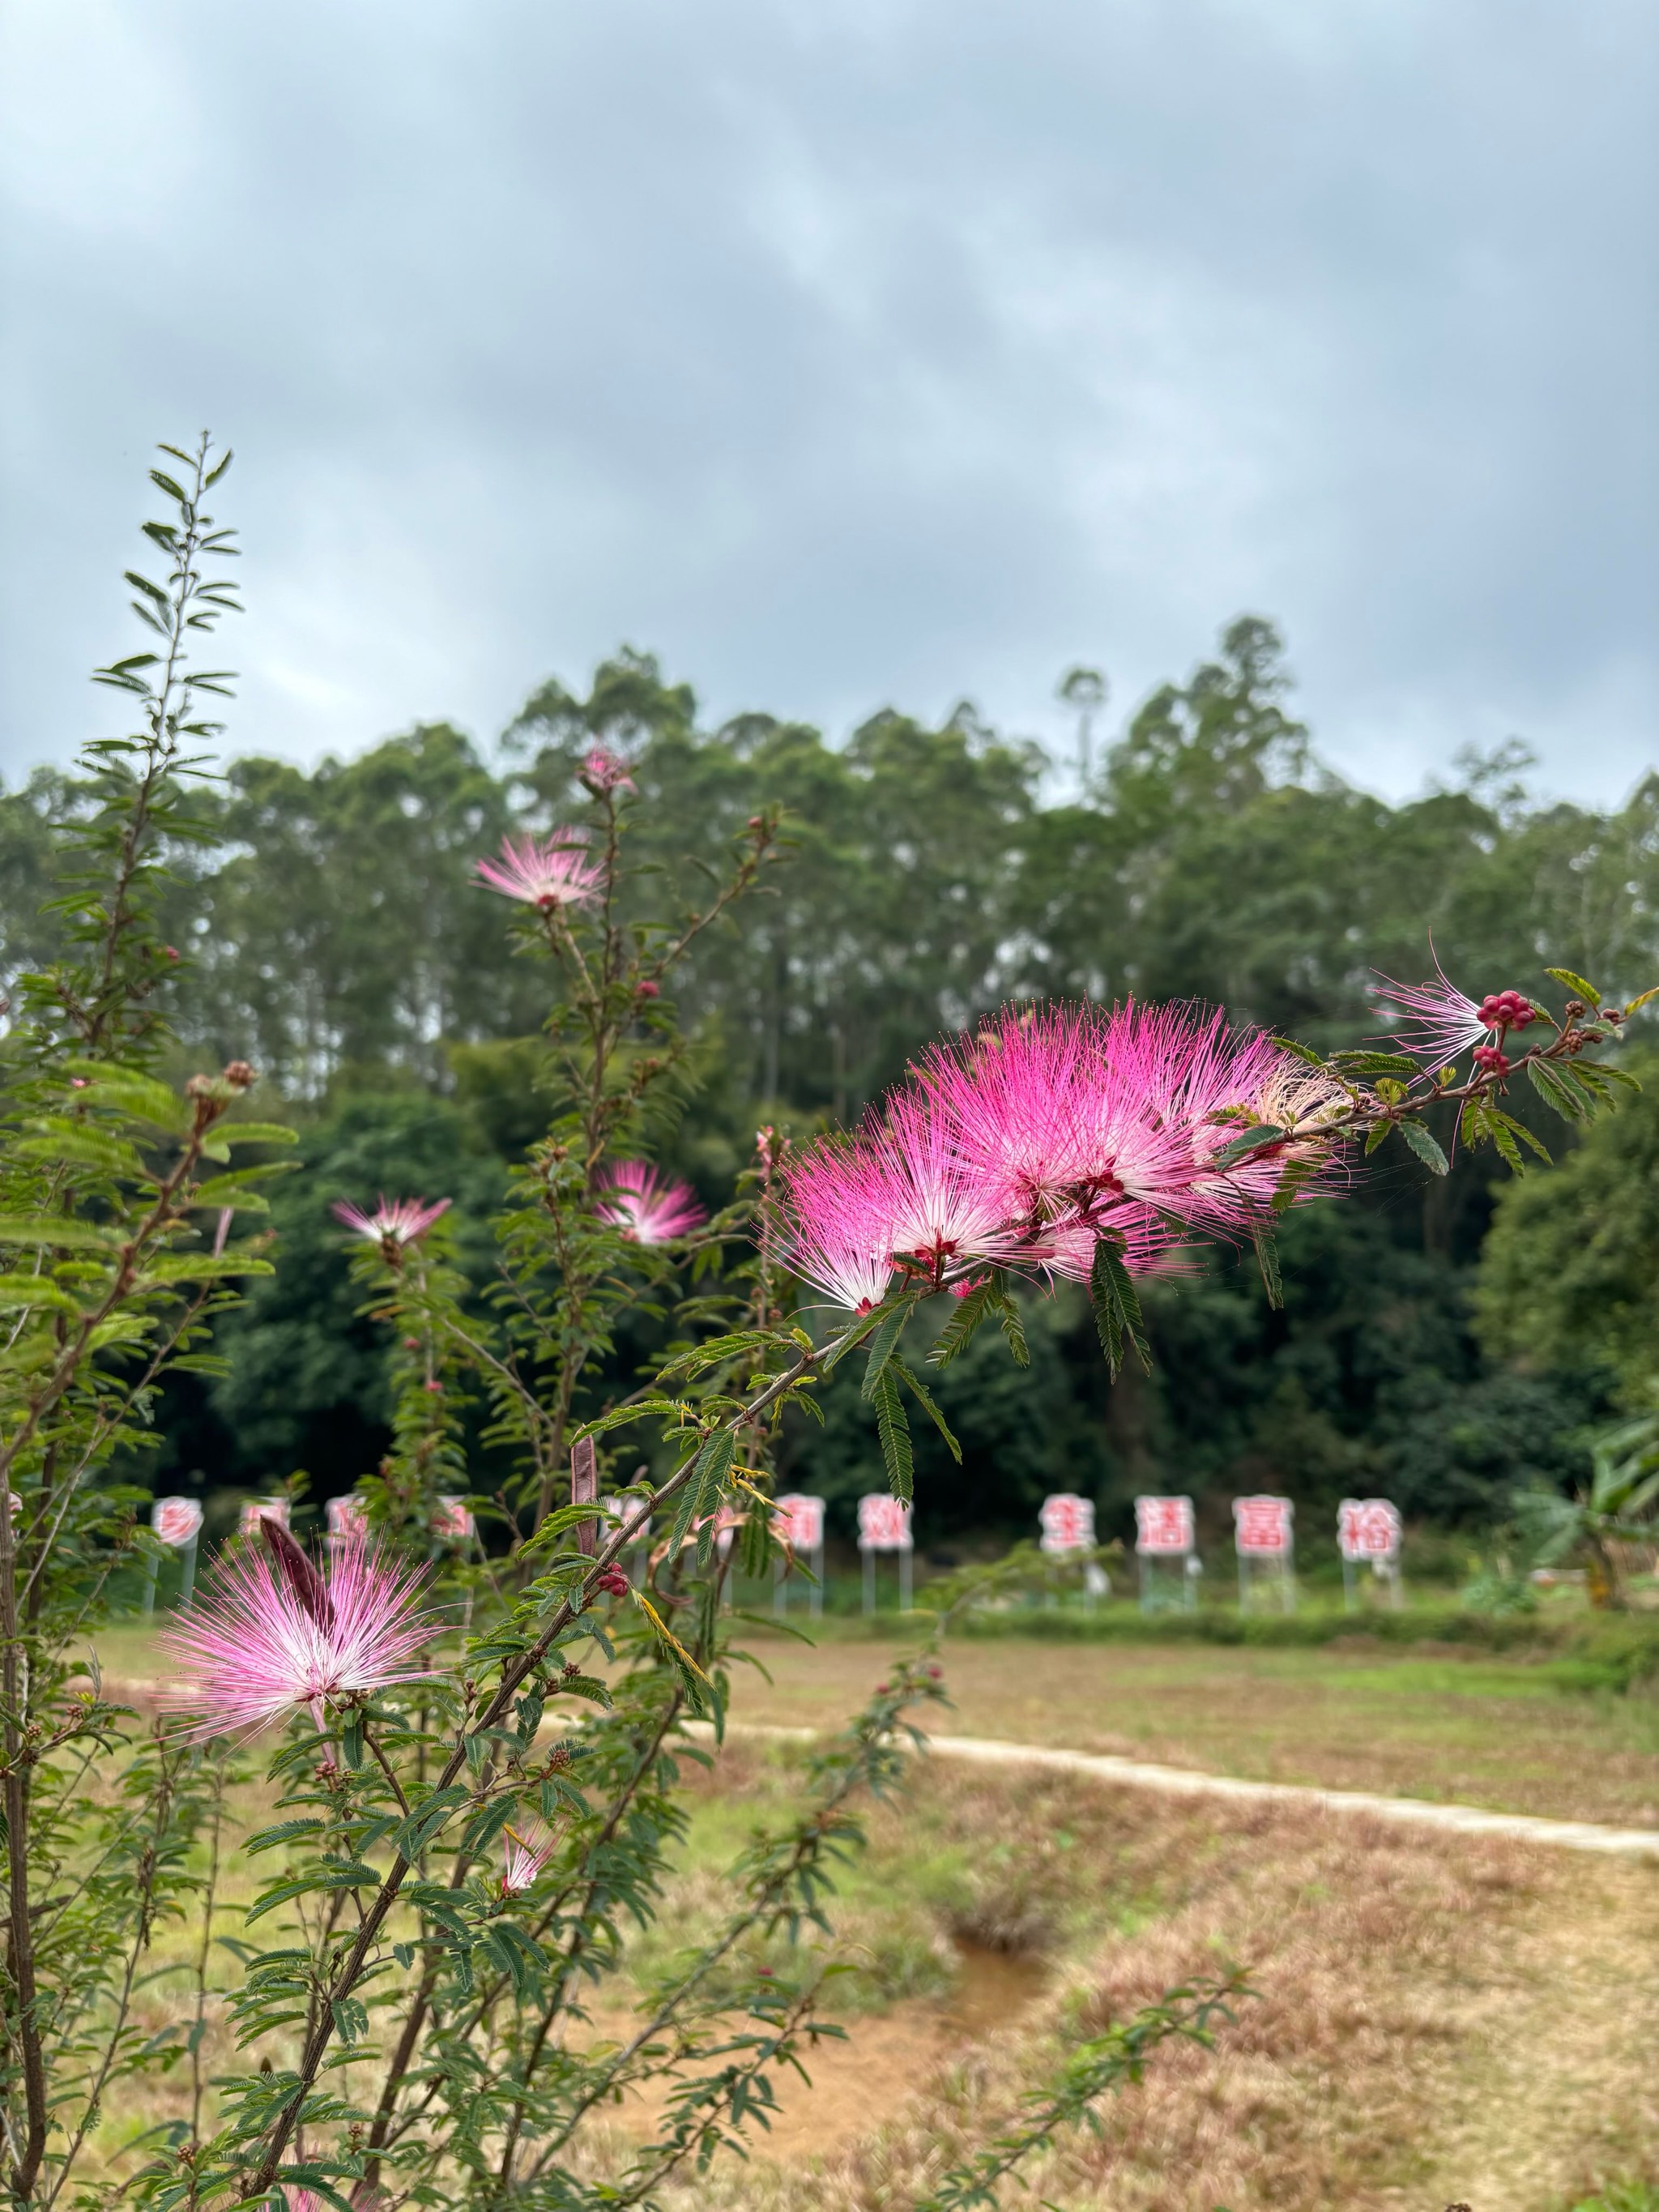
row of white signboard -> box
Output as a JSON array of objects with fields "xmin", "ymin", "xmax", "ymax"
[
  {"xmin": 840, "ymin": 1492, "xmax": 1401, "ymax": 1561},
  {"xmin": 147, "ymin": 1489, "xmax": 1401, "ymax": 1565},
  {"xmin": 147, "ymin": 1494, "xmax": 478, "ymax": 1549}
]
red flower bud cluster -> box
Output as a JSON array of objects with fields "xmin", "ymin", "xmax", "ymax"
[
  {"xmin": 1473, "ymin": 1044, "xmax": 1512, "ymax": 1076},
  {"xmin": 592, "ymin": 1566, "xmax": 630, "ymax": 1599},
  {"xmin": 1477, "ymin": 990, "xmax": 1535, "ymax": 1031}
]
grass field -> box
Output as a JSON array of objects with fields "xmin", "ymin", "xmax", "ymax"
[{"xmin": 83, "ymin": 1613, "xmax": 1659, "ymax": 2206}]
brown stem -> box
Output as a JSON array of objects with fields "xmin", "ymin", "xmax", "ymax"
[{"xmin": 0, "ymin": 1531, "xmax": 46, "ymax": 2200}]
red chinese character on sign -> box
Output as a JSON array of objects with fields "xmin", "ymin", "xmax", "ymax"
[
  {"xmin": 857, "ymin": 1494, "xmax": 912, "ymax": 1552},
  {"xmin": 1337, "ymin": 1498, "xmax": 1401, "ymax": 1562},
  {"xmin": 1038, "ymin": 1493, "xmax": 1095, "ymax": 1555},
  {"xmin": 239, "ymin": 1497, "xmax": 290, "ymax": 1538},
  {"xmin": 326, "ymin": 1495, "xmax": 369, "ymax": 1540},
  {"xmin": 151, "ymin": 1497, "xmax": 203, "ymax": 1548},
  {"xmin": 433, "ymin": 1496, "xmax": 474, "ymax": 1543},
  {"xmin": 774, "ymin": 1493, "xmax": 825, "ymax": 1551},
  {"xmin": 1135, "ymin": 1496, "xmax": 1195, "ymax": 1556},
  {"xmin": 1233, "ymin": 1495, "xmax": 1293, "ymax": 1557}
]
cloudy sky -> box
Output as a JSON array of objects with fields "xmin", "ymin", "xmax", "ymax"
[{"xmin": 2, "ymin": 0, "xmax": 1655, "ymax": 802}]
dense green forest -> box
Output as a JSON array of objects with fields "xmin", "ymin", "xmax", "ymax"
[{"xmin": 5, "ymin": 616, "xmax": 1657, "ymax": 1552}]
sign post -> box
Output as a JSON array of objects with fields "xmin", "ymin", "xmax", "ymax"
[
  {"xmin": 1233, "ymin": 1495, "xmax": 1295, "ymax": 1615},
  {"xmin": 773, "ymin": 1493, "xmax": 825, "ymax": 1618},
  {"xmin": 149, "ymin": 1496, "xmax": 203, "ymax": 1612},
  {"xmin": 1337, "ymin": 1498, "xmax": 1404, "ymax": 1611},
  {"xmin": 857, "ymin": 1494, "xmax": 912, "ymax": 1614},
  {"xmin": 1134, "ymin": 1496, "xmax": 1196, "ymax": 1613},
  {"xmin": 1038, "ymin": 1493, "xmax": 1098, "ymax": 1608}
]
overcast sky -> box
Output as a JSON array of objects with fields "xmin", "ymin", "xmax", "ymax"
[{"xmin": 2, "ymin": 0, "xmax": 1655, "ymax": 804}]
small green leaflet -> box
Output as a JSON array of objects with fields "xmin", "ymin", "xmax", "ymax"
[
  {"xmin": 1269, "ymin": 1036, "xmax": 1327, "ymax": 1068},
  {"xmin": 871, "ymin": 1366, "xmax": 914, "ymax": 1501},
  {"xmin": 928, "ymin": 1275, "xmax": 996, "ymax": 1367},
  {"xmin": 1209, "ymin": 1125, "xmax": 1286, "ymax": 1172},
  {"xmin": 992, "ymin": 1276, "xmax": 1030, "ymax": 1368},
  {"xmin": 1088, "ymin": 1237, "xmax": 1151, "ymax": 1381},
  {"xmin": 892, "ymin": 1358, "xmax": 962, "ymax": 1463},
  {"xmin": 1397, "ymin": 1120, "xmax": 1449, "ymax": 1176},
  {"xmin": 1546, "ymin": 967, "xmax": 1601, "ymax": 1006},
  {"xmin": 1252, "ymin": 1225, "xmax": 1284, "ymax": 1310},
  {"xmin": 1527, "ymin": 1058, "xmax": 1592, "ymax": 1123},
  {"xmin": 859, "ymin": 1300, "xmax": 911, "ymax": 1402},
  {"xmin": 667, "ymin": 1426, "xmax": 736, "ymax": 1559},
  {"xmin": 1329, "ymin": 1051, "xmax": 1422, "ymax": 1077}
]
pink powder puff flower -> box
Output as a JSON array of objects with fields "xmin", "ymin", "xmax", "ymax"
[
  {"xmin": 501, "ymin": 1818, "xmax": 558, "ymax": 1895},
  {"xmin": 160, "ymin": 1518, "xmax": 439, "ymax": 1740},
  {"xmin": 916, "ymin": 1003, "xmax": 1196, "ymax": 1228},
  {"xmin": 579, "ymin": 744, "xmax": 635, "ymax": 793},
  {"xmin": 474, "ymin": 831, "xmax": 603, "ymax": 912},
  {"xmin": 1032, "ymin": 1200, "xmax": 1194, "ymax": 1283},
  {"xmin": 332, "ymin": 1194, "xmax": 452, "ymax": 1246},
  {"xmin": 775, "ymin": 1139, "xmax": 898, "ymax": 1314},
  {"xmin": 1111, "ymin": 1002, "xmax": 1340, "ymax": 1224},
  {"xmin": 596, "ymin": 1161, "xmax": 707, "ymax": 1243},
  {"xmin": 1371, "ymin": 956, "xmax": 1491, "ymax": 1066},
  {"xmin": 858, "ymin": 1095, "xmax": 1022, "ymax": 1288}
]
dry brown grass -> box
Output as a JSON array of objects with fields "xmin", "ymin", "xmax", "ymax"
[{"xmin": 645, "ymin": 1749, "xmax": 1659, "ymax": 2212}]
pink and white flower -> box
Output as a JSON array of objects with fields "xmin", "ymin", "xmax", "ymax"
[
  {"xmin": 475, "ymin": 831, "xmax": 603, "ymax": 912},
  {"xmin": 916, "ymin": 1003, "xmax": 1201, "ymax": 1227},
  {"xmin": 1371, "ymin": 958, "xmax": 1491, "ymax": 1066},
  {"xmin": 160, "ymin": 1518, "xmax": 439, "ymax": 1740},
  {"xmin": 595, "ymin": 1162, "xmax": 707, "ymax": 1243},
  {"xmin": 500, "ymin": 1818, "xmax": 558, "ymax": 1894},
  {"xmin": 331, "ymin": 1194, "xmax": 452, "ymax": 1246},
  {"xmin": 775, "ymin": 1138, "xmax": 899, "ymax": 1313}
]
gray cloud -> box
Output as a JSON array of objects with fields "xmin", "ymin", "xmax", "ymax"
[{"xmin": 2, "ymin": 0, "xmax": 1655, "ymax": 801}]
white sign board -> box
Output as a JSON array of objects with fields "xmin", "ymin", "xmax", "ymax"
[
  {"xmin": 1135, "ymin": 1495, "xmax": 1195, "ymax": 1556},
  {"xmin": 774, "ymin": 1493, "xmax": 825, "ymax": 1551},
  {"xmin": 857, "ymin": 1494, "xmax": 913, "ymax": 1552},
  {"xmin": 1038, "ymin": 1493, "xmax": 1096, "ymax": 1555},
  {"xmin": 1233, "ymin": 1495, "xmax": 1294, "ymax": 1557},
  {"xmin": 151, "ymin": 1497, "xmax": 203, "ymax": 1548},
  {"xmin": 239, "ymin": 1497, "xmax": 290, "ymax": 1537},
  {"xmin": 1337, "ymin": 1498, "xmax": 1401, "ymax": 1563},
  {"xmin": 326, "ymin": 1495, "xmax": 369, "ymax": 1540}
]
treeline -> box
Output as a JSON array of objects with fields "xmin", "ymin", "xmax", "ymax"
[{"xmin": 5, "ymin": 617, "xmax": 1657, "ymax": 1544}]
